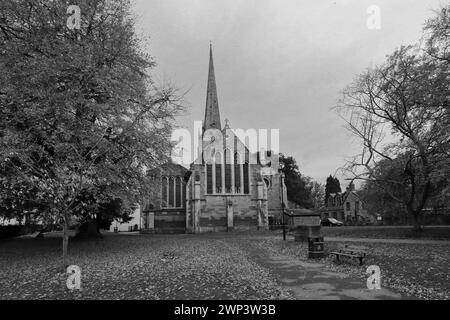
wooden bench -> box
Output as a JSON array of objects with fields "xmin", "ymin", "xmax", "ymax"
[{"xmin": 330, "ymin": 244, "xmax": 368, "ymax": 266}]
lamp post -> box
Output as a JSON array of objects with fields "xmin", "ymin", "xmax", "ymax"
[{"xmin": 279, "ymin": 164, "xmax": 286, "ymax": 241}]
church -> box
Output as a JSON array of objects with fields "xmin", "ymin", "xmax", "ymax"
[{"xmin": 140, "ymin": 46, "xmax": 286, "ymax": 233}]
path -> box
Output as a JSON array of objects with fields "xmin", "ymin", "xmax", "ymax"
[
  {"xmin": 325, "ymin": 237, "xmax": 450, "ymax": 245},
  {"xmin": 248, "ymin": 245, "xmax": 411, "ymax": 300}
]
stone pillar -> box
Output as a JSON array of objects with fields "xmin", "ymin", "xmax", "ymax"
[
  {"xmin": 193, "ymin": 180, "xmax": 201, "ymax": 233},
  {"xmin": 257, "ymin": 181, "xmax": 269, "ymax": 230},
  {"xmin": 186, "ymin": 181, "xmax": 191, "ymax": 231},
  {"xmin": 240, "ymin": 163, "xmax": 244, "ymax": 194},
  {"xmin": 221, "ymin": 155, "xmax": 225, "ymax": 194},
  {"xmin": 226, "ymin": 197, "xmax": 234, "ymax": 231},
  {"xmin": 147, "ymin": 212, "xmax": 155, "ymax": 230},
  {"xmin": 231, "ymin": 152, "xmax": 235, "ymax": 193}
]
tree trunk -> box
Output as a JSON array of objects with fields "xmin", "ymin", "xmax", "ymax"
[
  {"xmin": 412, "ymin": 212, "xmax": 422, "ymax": 231},
  {"xmin": 62, "ymin": 212, "xmax": 69, "ymax": 272}
]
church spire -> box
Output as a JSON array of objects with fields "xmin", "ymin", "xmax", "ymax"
[{"xmin": 203, "ymin": 43, "xmax": 221, "ymax": 132}]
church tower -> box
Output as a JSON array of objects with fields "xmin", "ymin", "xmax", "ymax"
[{"xmin": 203, "ymin": 44, "xmax": 222, "ymax": 132}]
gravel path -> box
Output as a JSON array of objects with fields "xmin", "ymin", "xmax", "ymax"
[{"xmin": 325, "ymin": 237, "xmax": 450, "ymax": 245}]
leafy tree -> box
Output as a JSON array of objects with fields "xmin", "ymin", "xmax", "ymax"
[
  {"xmin": 325, "ymin": 175, "xmax": 341, "ymax": 204},
  {"xmin": 310, "ymin": 181, "xmax": 325, "ymax": 209},
  {"xmin": 0, "ymin": 0, "xmax": 183, "ymax": 269},
  {"xmin": 279, "ymin": 154, "xmax": 314, "ymax": 208}
]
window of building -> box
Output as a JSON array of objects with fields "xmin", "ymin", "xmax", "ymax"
[
  {"xmin": 175, "ymin": 177, "xmax": 182, "ymax": 208},
  {"xmin": 168, "ymin": 177, "xmax": 175, "ymax": 207},
  {"xmin": 243, "ymin": 149, "xmax": 250, "ymax": 194},
  {"xmin": 346, "ymin": 202, "xmax": 350, "ymax": 211},
  {"xmin": 224, "ymin": 149, "xmax": 232, "ymax": 193},
  {"xmin": 243, "ymin": 161, "xmax": 249, "ymax": 194},
  {"xmin": 161, "ymin": 177, "xmax": 167, "ymax": 207},
  {"xmin": 206, "ymin": 164, "xmax": 213, "ymax": 194},
  {"xmin": 161, "ymin": 176, "xmax": 184, "ymax": 208},
  {"xmin": 205, "ymin": 148, "xmax": 250, "ymax": 195},
  {"xmin": 215, "ymin": 152, "xmax": 222, "ymax": 193},
  {"xmin": 234, "ymin": 152, "xmax": 241, "ymax": 193}
]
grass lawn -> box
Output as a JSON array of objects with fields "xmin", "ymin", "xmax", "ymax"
[
  {"xmin": 321, "ymin": 225, "xmax": 450, "ymax": 240},
  {"xmin": 0, "ymin": 234, "xmax": 292, "ymax": 300},
  {"xmin": 0, "ymin": 231, "xmax": 448, "ymax": 300}
]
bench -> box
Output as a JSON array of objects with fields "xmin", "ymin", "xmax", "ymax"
[{"xmin": 330, "ymin": 244, "xmax": 368, "ymax": 266}]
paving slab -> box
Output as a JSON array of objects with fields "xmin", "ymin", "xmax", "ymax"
[{"xmin": 252, "ymin": 251, "xmax": 411, "ymax": 300}]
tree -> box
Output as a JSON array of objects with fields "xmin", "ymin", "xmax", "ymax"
[
  {"xmin": 424, "ymin": 6, "xmax": 450, "ymax": 63},
  {"xmin": 279, "ymin": 153, "xmax": 314, "ymax": 208},
  {"xmin": 336, "ymin": 6, "xmax": 450, "ymax": 229},
  {"xmin": 359, "ymin": 157, "xmax": 415, "ymax": 225},
  {"xmin": 310, "ymin": 181, "xmax": 325, "ymax": 209},
  {"xmin": 0, "ymin": 0, "xmax": 183, "ymax": 270},
  {"xmin": 325, "ymin": 175, "xmax": 341, "ymax": 205}
]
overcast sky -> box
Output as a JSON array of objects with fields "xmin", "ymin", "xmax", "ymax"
[{"xmin": 132, "ymin": 0, "xmax": 445, "ymax": 185}]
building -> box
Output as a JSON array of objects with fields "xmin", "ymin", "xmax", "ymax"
[
  {"xmin": 322, "ymin": 183, "xmax": 374, "ymax": 224},
  {"xmin": 140, "ymin": 45, "xmax": 287, "ymax": 233},
  {"xmin": 109, "ymin": 207, "xmax": 141, "ymax": 232}
]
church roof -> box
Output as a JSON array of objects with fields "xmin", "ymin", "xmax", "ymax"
[
  {"xmin": 148, "ymin": 161, "xmax": 188, "ymax": 177},
  {"xmin": 203, "ymin": 43, "xmax": 222, "ymax": 132}
]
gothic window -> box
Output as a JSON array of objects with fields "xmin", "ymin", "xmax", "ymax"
[
  {"xmin": 204, "ymin": 148, "xmax": 250, "ymax": 195},
  {"xmin": 243, "ymin": 148, "xmax": 250, "ymax": 194},
  {"xmin": 215, "ymin": 152, "xmax": 222, "ymax": 193},
  {"xmin": 161, "ymin": 177, "xmax": 168, "ymax": 207},
  {"xmin": 243, "ymin": 161, "xmax": 249, "ymax": 194},
  {"xmin": 176, "ymin": 177, "xmax": 182, "ymax": 208},
  {"xmin": 206, "ymin": 163, "xmax": 213, "ymax": 194},
  {"xmin": 168, "ymin": 177, "xmax": 175, "ymax": 207},
  {"xmin": 234, "ymin": 152, "xmax": 241, "ymax": 193},
  {"xmin": 161, "ymin": 176, "xmax": 184, "ymax": 208},
  {"xmin": 224, "ymin": 149, "xmax": 232, "ymax": 193}
]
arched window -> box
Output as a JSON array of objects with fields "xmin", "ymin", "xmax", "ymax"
[
  {"xmin": 215, "ymin": 152, "xmax": 222, "ymax": 193},
  {"xmin": 168, "ymin": 177, "xmax": 175, "ymax": 207},
  {"xmin": 243, "ymin": 162, "xmax": 249, "ymax": 194},
  {"xmin": 224, "ymin": 149, "xmax": 232, "ymax": 193},
  {"xmin": 264, "ymin": 178, "xmax": 270, "ymax": 189},
  {"xmin": 175, "ymin": 177, "xmax": 182, "ymax": 207},
  {"xmin": 234, "ymin": 152, "xmax": 241, "ymax": 193},
  {"xmin": 243, "ymin": 149, "xmax": 250, "ymax": 194},
  {"xmin": 161, "ymin": 177, "xmax": 168, "ymax": 207},
  {"xmin": 206, "ymin": 162, "xmax": 213, "ymax": 194}
]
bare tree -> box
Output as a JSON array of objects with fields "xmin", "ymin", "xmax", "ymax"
[{"xmin": 336, "ymin": 44, "xmax": 448, "ymax": 230}]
